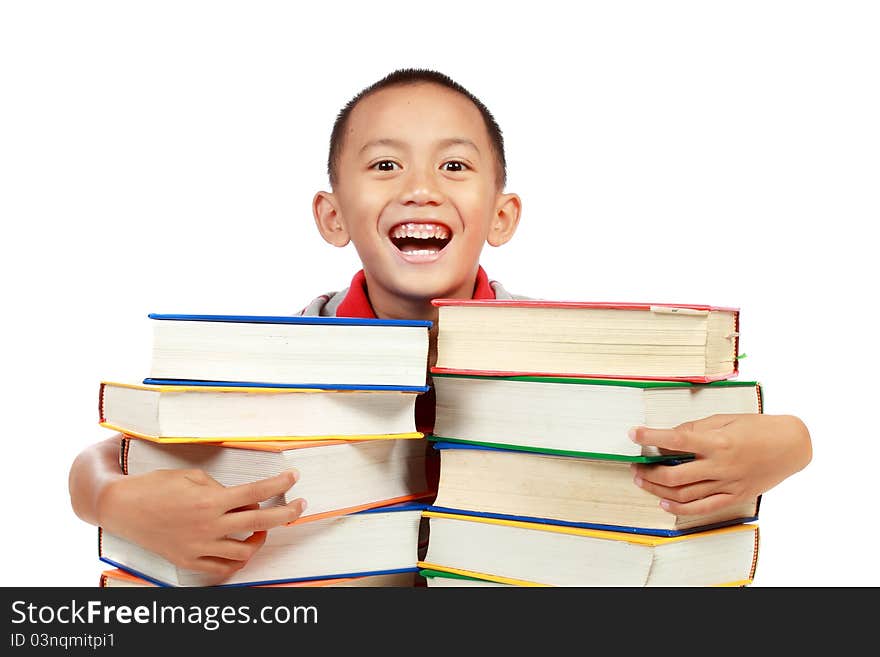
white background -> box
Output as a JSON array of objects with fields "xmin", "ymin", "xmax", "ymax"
[{"xmin": 1, "ymin": 1, "xmax": 877, "ymax": 587}]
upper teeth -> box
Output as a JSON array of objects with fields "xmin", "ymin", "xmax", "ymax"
[{"xmin": 391, "ymin": 223, "xmax": 450, "ymax": 240}]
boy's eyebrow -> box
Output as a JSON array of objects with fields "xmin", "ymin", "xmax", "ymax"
[
  {"xmin": 436, "ymin": 137, "xmax": 481, "ymax": 154},
  {"xmin": 359, "ymin": 137, "xmax": 481, "ymax": 154},
  {"xmin": 359, "ymin": 138, "xmax": 406, "ymax": 154}
]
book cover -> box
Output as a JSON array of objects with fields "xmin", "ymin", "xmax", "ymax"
[
  {"xmin": 430, "ymin": 374, "xmax": 762, "ymax": 460},
  {"xmin": 428, "ymin": 435, "xmax": 680, "ymax": 463},
  {"xmin": 100, "ymin": 567, "xmax": 417, "ymax": 588},
  {"xmin": 98, "ymin": 559, "xmax": 421, "ymax": 589},
  {"xmin": 97, "ymin": 502, "xmax": 427, "ymax": 587},
  {"xmin": 147, "ymin": 313, "xmax": 432, "ymax": 388},
  {"xmin": 432, "ymin": 299, "xmax": 739, "ymax": 313},
  {"xmin": 432, "ymin": 372, "xmax": 758, "ymax": 391},
  {"xmin": 418, "ymin": 509, "xmax": 759, "ymax": 586},
  {"xmin": 431, "ymin": 299, "xmax": 741, "ymax": 383},
  {"xmin": 140, "ymin": 379, "xmax": 430, "ymax": 392},
  {"xmin": 428, "ymin": 440, "xmax": 760, "ymax": 535},
  {"xmin": 424, "ymin": 503, "xmax": 757, "ymax": 538},
  {"xmin": 422, "ymin": 509, "xmax": 756, "ymax": 546},
  {"xmin": 100, "ymin": 381, "xmax": 427, "ymax": 442},
  {"xmin": 416, "ymin": 563, "xmax": 754, "ymax": 588},
  {"xmin": 119, "ymin": 437, "xmax": 435, "ymax": 523}
]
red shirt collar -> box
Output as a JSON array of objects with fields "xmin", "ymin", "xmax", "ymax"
[{"xmin": 335, "ymin": 266, "xmax": 496, "ymax": 319}]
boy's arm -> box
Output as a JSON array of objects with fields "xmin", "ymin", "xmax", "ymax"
[
  {"xmin": 68, "ymin": 436, "xmax": 125, "ymax": 527},
  {"xmin": 628, "ymin": 414, "xmax": 812, "ymax": 516},
  {"xmin": 69, "ymin": 436, "xmax": 307, "ymax": 578}
]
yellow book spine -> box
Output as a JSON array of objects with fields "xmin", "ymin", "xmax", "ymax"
[
  {"xmin": 419, "ymin": 563, "xmax": 753, "ymax": 588},
  {"xmin": 100, "ymin": 423, "xmax": 423, "ymax": 443}
]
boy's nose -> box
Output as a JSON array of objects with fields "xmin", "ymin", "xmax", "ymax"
[{"xmin": 398, "ymin": 168, "xmax": 444, "ymax": 206}]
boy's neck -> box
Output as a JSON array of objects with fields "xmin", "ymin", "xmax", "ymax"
[
  {"xmin": 361, "ymin": 270, "xmax": 479, "ymax": 374},
  {"xmin": 368, "ymin": 291, "xmax": 439, "ymax": 323},
  {"xmin": 363, "ymin": 273, "xmax": 478, "ymax": 324}
]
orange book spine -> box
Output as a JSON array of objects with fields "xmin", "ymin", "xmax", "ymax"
[
  {"xmin": 97, "ymin": 382, "xmax": 107, "ymax": 424},
  {"xmin": 287, "ymin": 491, "xmax": 435, "ymax": 526},
  {"xmin": 732, "ymin": 308, "xmax": 741, "ymax": 376},
  {"xmin": 749, "ymin": 525, "xmax": 761, "ymax": 582},
  {"xmin": 119, "ymin": 437, "xmax": 130, "ymax": 475}
]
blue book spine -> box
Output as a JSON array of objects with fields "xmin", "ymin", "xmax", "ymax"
[
  {"xmin": 142, "ymin": 378, "xmax": 430, "ymax": 393},
  {"xmin": 148, "ymin": 313, "xmax": 432, "ymax": 328},
  {"xmin": 426, "ymin": 505, "xmax": 758, "ymax": 538}
]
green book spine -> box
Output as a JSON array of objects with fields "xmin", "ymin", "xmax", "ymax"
[
  {"xmin": 428, "ymin": 435, "xmax": 684, "ymax": 463},
  {"xmin": 419, "ymin": 569, "xmax": 487, "ymax": 582},
  {"xmin": 431, "ymin": 371, "xmax": 759, "ymax": 389}
]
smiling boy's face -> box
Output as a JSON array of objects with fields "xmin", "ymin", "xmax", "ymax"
[{"xmin": 313, "ymin": 82, "xmax": 520, "ymax": 319}]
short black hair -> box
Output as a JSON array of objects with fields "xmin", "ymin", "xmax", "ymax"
[{"xmin": 327, "ymin": 68, "xmax": 507, "ymax": 190}]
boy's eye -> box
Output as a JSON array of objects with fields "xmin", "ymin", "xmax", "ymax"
[
  {"xmin": 372, "ymin": 160, "xmax": 400, "ymax": 172},
  {"xmin": 442, "ymin": 161, "xmax": 469, "ymax": 172}
]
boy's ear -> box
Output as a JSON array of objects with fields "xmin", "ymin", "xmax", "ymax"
[
  {"xmin": 487, "ymin": 193, "xmax": 522, "ymax": 247},
  {"xmin": 313, "ymin": 191, "xmax": 350, "ymax": 247}
]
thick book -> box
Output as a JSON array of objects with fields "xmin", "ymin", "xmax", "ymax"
[
  {"xmin": 99, "ymin": 567, "xmax": 417, "ymax": 588},
  {"xmin": 429, "ymin": 442, "xmax": 758, "ymax": 536},
  {"xmin": 100, "ymin": 381, "xmax": 424, "ymax": 443},
  {"xmin": 120, "ymin": 436, "xmax": 431, "ymax": 521},
  {"xmin": 432, "ymin": 373, "xmax": 762, "ymax": 461},
  {"xmin": 99, "ymin": 503, "xmax": 426, "ymax": 587},
  {"xmin": 432, "ymin": 299, "xmax": 741, "ymax": 382},
  {"xmin": 419, "ymin": 510, "xmax": 760, "ymax": 587},
  {"xmin": 147, "ymin": 313, "xmax": 431, "ymax": 388}
]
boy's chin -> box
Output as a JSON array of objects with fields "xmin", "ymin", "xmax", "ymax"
[{"xmin": 392, "ymin": 271, "xmax": 470, "ymax": 303}]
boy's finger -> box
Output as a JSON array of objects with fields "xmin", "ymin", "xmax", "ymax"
[
  {"xmin": 654, "ymin": 492, "xmax": 739, "ymax": 517},
  {"xmin": 208, "ymin": 532, "xmax": 268, "ymax": 562},
  {"xmin": 222, "ymin": 470, "xmax": 299, "ymax": 510},
  {"xmin": 631, "ymin": 475, "xmax": 725, "ymax": 505},
  {"xmin": 187, "ymin": 556, "xmax": 248, "ymax": 579},
  {"xmin": 680, "ymin": 414, "xmax": 740, "ymax": 432},
  {"xmin": 630, "ymin": 459, "xmax": 714, "ymax": 488},
  {"xmin": 629, "ymin": 425, "xmax": 707, "ymax": 455},
  {"xmin": 223, "ymin": 498, "xmax": 307, "ymax": 534}
]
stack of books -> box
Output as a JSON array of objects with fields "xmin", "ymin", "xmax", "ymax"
[
  {"xmin": 96, "ymin": 312, "xmax": 435, "ymax": 587},
  {"xmin": 418, "ymin": 299, "xmax": 762, "ymax": 587}
]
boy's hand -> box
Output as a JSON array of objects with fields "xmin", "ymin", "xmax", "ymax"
[
  {"xmin": 629, "ymin": 414, "xmax": 812, "ymax": 516},
  {"xmin": 97, "ymin": 468, "xmax": 307, "ymax": 579}
]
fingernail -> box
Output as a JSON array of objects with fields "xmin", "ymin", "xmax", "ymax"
[
  {"xmin": 659, "ymin": 500, "xmax": 670, "ymax": 510},
  {"xmin": 628, "ymin": 427, "xmax": 638, "ymax": 441},
  {"xmin": 633, "ymin": 476, "xmax": 643, "ymax": 487},
  {"xmin": 298, "ymin": 498, "xmax": 308, "ymax": 513},
  {"xmin": 288, "ymin": 468, "xmax": 300, "ymax": 483}
]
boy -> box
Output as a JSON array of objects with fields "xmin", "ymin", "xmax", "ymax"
[{"xmin": 69, "ymin": 68, "xmax": 812, "ymax": 579}]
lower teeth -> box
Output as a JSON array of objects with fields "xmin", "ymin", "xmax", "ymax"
[{"xmin": 401, "ymin": 248, "xmax": 438, "ymax": 256}]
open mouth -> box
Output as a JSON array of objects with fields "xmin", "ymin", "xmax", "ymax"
[{"xmin": 389, "ymin": 222, "xmax": 452, "ymax": 256}]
